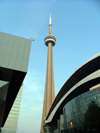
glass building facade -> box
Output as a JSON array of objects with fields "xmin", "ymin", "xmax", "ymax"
[
  {"xmin": 1, "ymin": 85, "xmax": 23, "ymax": 133},
  {"xmin": 63, "ymin": 84, "xmax": 100, "ymax": 130}
]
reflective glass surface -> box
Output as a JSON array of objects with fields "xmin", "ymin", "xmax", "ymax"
[
  {"xmin": 63, "ymin": 87, "xmax": 100, "ymax": 129},
  {"xmin": 1, "ymin": 86, "xmax": 23, "ymax": 133}
]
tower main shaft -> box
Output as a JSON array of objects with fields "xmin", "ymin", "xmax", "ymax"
[
  {"xmin": 46, "ymin": 42, "xmax": 55, "ymax": 113},
  {"xmin": 40, "ymin": 14, "xmax": 56, "ymax": 133}
]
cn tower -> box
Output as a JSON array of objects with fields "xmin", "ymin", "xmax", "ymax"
[{"xmin": 40, "ymin": 14, "xmax": 56, "ymax": 133}]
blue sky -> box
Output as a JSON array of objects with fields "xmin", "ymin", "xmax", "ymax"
[{"xmin": 0, "ymin": 0, "xmax": 100, "ymax": 133}]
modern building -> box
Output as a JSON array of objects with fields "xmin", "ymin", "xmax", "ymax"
[
  {"xmin": 0, "ymin": 31, "xmax": 32, "ymax": 132},
  {"xmin": 63, "ymin": 83, "xmax": 100, "ymax": 131},
  {"xmin": 43, "ymin": 53, "xmax": 100, "ymax": 133},
  {"xmin": 1, "ymin": 85, "xmax": 23, "ymax": 133},
  {"xmin": 40, "ymin": 14, "xmax": 56, "ymax": 133}
]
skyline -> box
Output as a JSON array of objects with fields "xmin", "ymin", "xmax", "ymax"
[{"xmin": 0, "ymin": 0, "xmax": 100, "ymax": 133}]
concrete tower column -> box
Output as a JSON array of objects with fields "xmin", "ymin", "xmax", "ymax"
[
  {"xmin": 40, "ymin": 14, "xmax": 56, "ymax": 133},
  {"xmin": 47, "ymin": 42, "xmax": 52, "ymax": 113}
]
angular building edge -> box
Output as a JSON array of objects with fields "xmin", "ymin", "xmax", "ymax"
[{"xmin": 0, "ymin": 31, "xmax": 32, "ymax": 130}]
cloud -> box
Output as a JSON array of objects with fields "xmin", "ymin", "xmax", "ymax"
[
  {"xmin": 17, "ymin": 70, "xmax": 45, "ymax": 132},
  {"xmin": 20, "ymin": 70, "xmax": 45, "ymax": 111}
]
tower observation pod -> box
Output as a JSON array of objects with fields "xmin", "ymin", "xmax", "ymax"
[
  {"xmin": 40, "ymin": 13, "xmax": 56, "ymax": 133},
  {"xmin": 44, "ymin": 13, "xmax": 56, "ymax": 46}
]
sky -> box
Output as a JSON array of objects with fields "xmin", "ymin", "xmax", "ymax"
[{"xmin": 0, "ymin": 0, "xmax": 100, "ymax": 133}]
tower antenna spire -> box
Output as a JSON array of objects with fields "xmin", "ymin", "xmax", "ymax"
[
  {"xmin": 49, "ymin": 13, "xmax": 52, "ymax": 25},
  {"xmin": 49, "ymin": 13, "xmax": 52, "ymax": 34}
]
